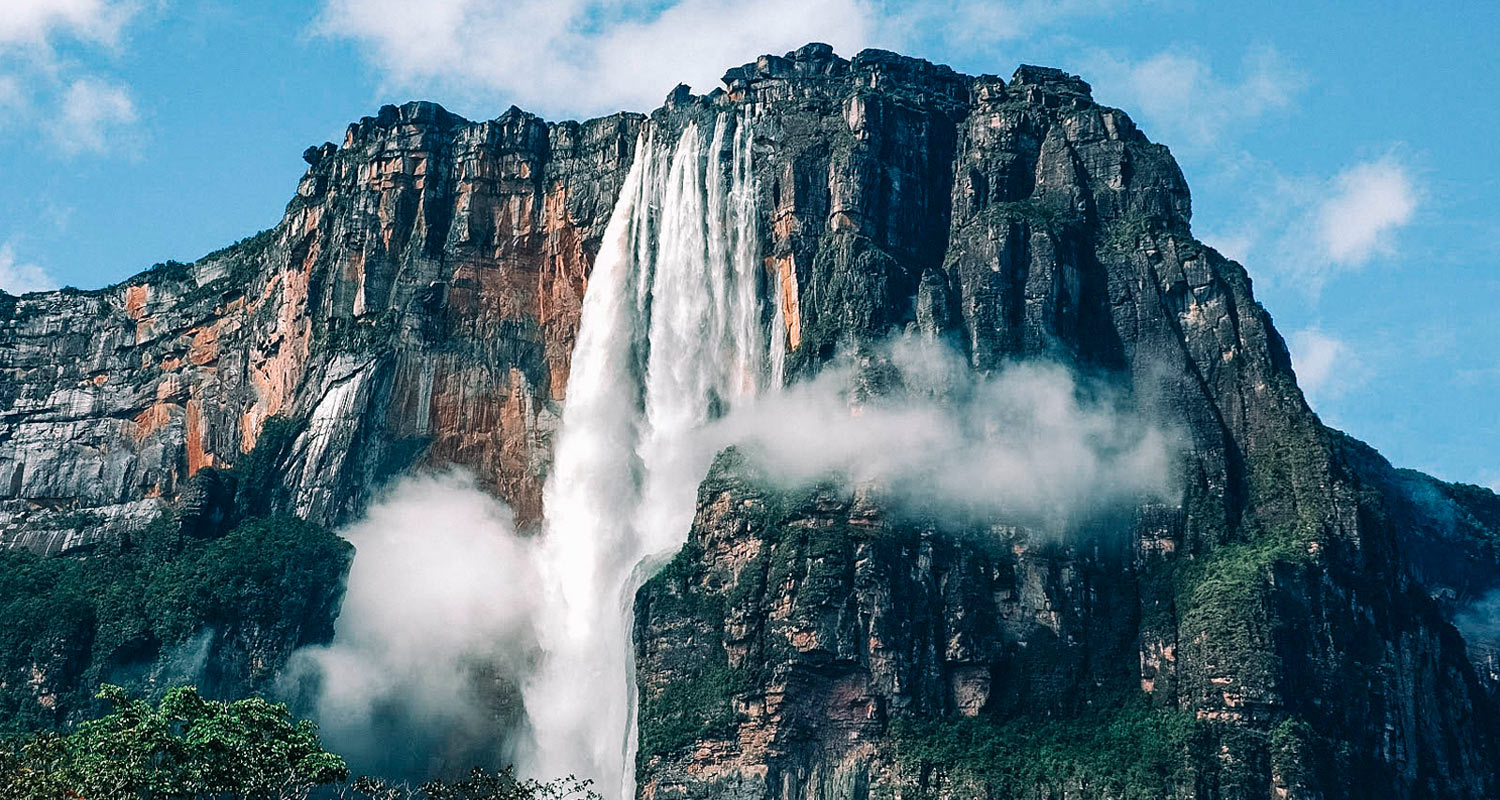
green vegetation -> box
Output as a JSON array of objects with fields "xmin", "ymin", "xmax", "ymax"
[
  {"xmin": 47, "ymin": 511, "xmax": 105, "ymax": 532},
  {"xmin": 403, "ymin": 767, "xmax": 598, "ymax": 800},
  {"xmin": 1268, "ymin": 717, "xmax": 1321, "ymax": 793},
  {"xmin": 198, "ymin": 228, "xmax": 277, "ymax": 267},
  {"xmin": 634, "ymin": 538, "xmax": 752, "ymax": 762},
  {"xmin": 635, "ymin": 661, "xmax": 750, "ymax": 764},
  {"xmin": 987, "ymin": 197, "xmax": 1082, "ymax": 232},
  {"xmin": 0, "ymin": 684, "xmax": 346, "ymax": 800},
  {"xmin": 633, "ymin": 465, "xmax": 774, "ymax": 764},
  {"xmin": 233, "ymin": 416, "xmax": 308, "ymax": 518},
  {"xmin": 0, "ymin": 413, "xmax": 352, "ymax": 734},
  {"xmin": 1173, "ymin": 535, "xmax": 1309, "ymax": 692},
  {"xmin": 887, "ymin": 696, "xmax": 1199, "ymax": 799},
  {"xmin": 141, "ymin": 260, "xmax": 195, "ymax": 284},
  {"xmin": 0, "ymin": 514, "xmax": 351, "ymax": 733},
  {"xmin": 0, "ymin": 685, "xmax": 599, "ymax": 800}
]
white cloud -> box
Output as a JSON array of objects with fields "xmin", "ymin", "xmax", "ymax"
[
  {"xmin": 0, "ymin": 242, "xmax": 58, "ymax": 294},
  {"xmin": 48, "ymin": 76, "xmax": 138, "ymax": 155},
  {"xmin": 708, "ymin": 337, "xmax": 1175, "ymax": 529},
  {"xmin": 1203, "ymin": 153, "xmax": 1421, "ymax": 295},
  {"xmin": 0, "ymin": 0, "xmax": 133, "ymax": 48},
  {"xmin": 1289, "ymin": 326, "xmax": 1366, "ymax": 409},
  {"xmin": 316, "ymin": 0, "xmax": 1135, "ymax": 117},
  {"xmin": 1315, "ymin": 156, "xmax": 1418, "ymax": 265},
  {"xmin": 1086, "ymin": 45, "xmax": 1302, "ymax": 150},
  {"xmin": 316, "ymin": 0, "xmax": 875, "ymax": 116},
  {"xmin": 0, "ymin": 0, "xmax": 142, "ymax": 158},
  {"xmin": 284, "ymin": 471, "xmax": 541, "ymax": 778}
]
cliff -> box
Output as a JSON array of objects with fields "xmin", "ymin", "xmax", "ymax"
[
  {"xmin": 1, "ymin": 43, "xmax": 1497, "ymax": 799},
  {"xmin": 0, "ymin": 102, "xmax": 640, "ymax": 550}
]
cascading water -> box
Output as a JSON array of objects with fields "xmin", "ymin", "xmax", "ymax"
[{"xmin": 524, "ymin": 111, "xmax": 777, "ymax": 799}]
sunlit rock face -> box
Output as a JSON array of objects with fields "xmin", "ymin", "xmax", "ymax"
[
  {"xmin": 2, "ymin": 42, "xmax": 1499, "ymax": 800},
  {"xmin": 0, "ymin": 103, "xmax": 639, "ymax": 547}
]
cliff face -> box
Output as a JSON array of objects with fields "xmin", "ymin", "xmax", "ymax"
[
  {"xmin": 0, "ymin": 102, "xmax": 639, "ymax": 551},
  {"xmin": 629, "ymin": 46, "xmax": 1500, "ymax": 800},
  {"xmin": 1, "ymin": 43, "xmax": 1497, "ymax": 800}
]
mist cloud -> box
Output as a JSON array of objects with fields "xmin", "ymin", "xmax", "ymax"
[
  {"xmin": 1456, "ymin": 592, "xmax": 1500, "ymax": 653},
  {"xmin": 708, "ymin": 337, "xmax": 1176, "ymax": 530},
  {"xmin": 283, "ymin": 471, "xmax": 540, "ymax": 780}
]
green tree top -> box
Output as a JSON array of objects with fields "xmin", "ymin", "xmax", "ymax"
[{"xmin": 0, "ymin": 684, "xmax": 346, "ymax": 800}]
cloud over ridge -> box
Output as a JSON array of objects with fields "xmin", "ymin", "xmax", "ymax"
[{"xmin": 708, "ymin": 337, "xmax": 1177, "ymax": 530}]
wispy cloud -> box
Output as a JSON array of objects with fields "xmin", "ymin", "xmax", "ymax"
[
  {"xmin": 1072, "ymin": 45, "xmax": 1410, "ymax": 304},
  {"xmin": 0, "ymin": 0, "xmax": 143, "ymax": 158},
  {"xmin": 48, "ymin": 76, "xmax": 138, "ymax": 155},
  {"xmin": 1288, "ymin": 326, "xmax": 1367, "ymax": 411},
  {"xmin": 316, "ymin": 0, "xmax": 875, "ymax": 116},
  {"xmin": 0, "ymin": 0, "xmax": 134, "ymax": 47},
  {"xmin": 1315, "ymin": 155, "xmax": 1419, "ymax": 266},
  {"xmin": 0, "ymin": 242, "xmax": 58, "ymax": 294},
  {"xmin": 1085, "ymin": 45, "xmax": 1304, "ymax": 151},
  {"xmin": 315, "ymin": 0, "xmax": 1136, "ymax": 117},
  {"xmin": 1203, "ymin": 152, "xmax": 1421, "ymax": 296}
]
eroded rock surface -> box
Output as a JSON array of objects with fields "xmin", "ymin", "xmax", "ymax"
[
  {"xmin": 631, "ymin": 46, "xmax": 1500, "ymax": 800},
  {"xmin": 0, "ymin": 103, "xmax": 641, "ymax": 548}
]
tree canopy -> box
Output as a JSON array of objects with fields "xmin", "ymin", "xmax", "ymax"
[{"xmin": 0, "ymin": 684, "xmax": 346, "ymax": 800}]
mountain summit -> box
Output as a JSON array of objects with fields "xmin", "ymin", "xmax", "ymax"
[{"xmin": 1, "ymin": 44, "xmax": 1497, "ymax": 800}]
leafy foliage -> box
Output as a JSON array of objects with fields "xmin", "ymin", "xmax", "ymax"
[
  {"xmin": 234, "ymin": 417, "xmax": 308, "ymax": 519},
  {"xmin": 0, "ymin": 686, "xmax": 601, "ymax": 800},
  {"xmin": 0, "ymin": 684, "xmax": 346, "ymax": 800},
  {"xmin": 634, "ymin": 661, "xmax": 748, "ymax": 763},
  {"xmin": 352, "ymin": 767, "xmax": 599, "ymax": 800}
]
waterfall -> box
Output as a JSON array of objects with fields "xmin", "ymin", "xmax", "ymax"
[{"xmin": 524, "ymin": 112, "xmax": 775, "ymax": 799}]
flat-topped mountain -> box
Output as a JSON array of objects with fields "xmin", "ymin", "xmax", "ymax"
[{"xmin": 1, "ymin": 43, "xmax": 1497, "ymax": 800}]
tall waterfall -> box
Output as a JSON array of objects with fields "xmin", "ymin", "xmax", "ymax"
[{"xmin": 524, "ymin": 112, "xmax": 777, "ymax": 799}]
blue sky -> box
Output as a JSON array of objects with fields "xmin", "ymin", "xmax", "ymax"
[{"xmin": 1, "ymin": 0, "xmax": 1496, "ymax": 490}]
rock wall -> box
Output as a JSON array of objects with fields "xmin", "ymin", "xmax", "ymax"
[
  {"xmin": 630, "ymin": 46, "xmax": 1500, "ymax": 800},
  {"xmin": 0, "ymin": 103, "xmax": 641, "ymax": 550}
]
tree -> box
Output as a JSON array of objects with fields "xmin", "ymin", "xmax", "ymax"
[
  {"xmin": 0, "ymin": 684, "xmax": 346, "ymax": 800},
  {"xmin": 340, "ymin": 768, "xmax": 599, "ymax": 800},
  {"xmin": 0, "ymin": 685, "xmax": 597, "ymax": 800}
]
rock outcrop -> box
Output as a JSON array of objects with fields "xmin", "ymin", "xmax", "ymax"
[{"xmin": 1, "ymin": 42, "xmax": 1497, "ymax": 800}]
